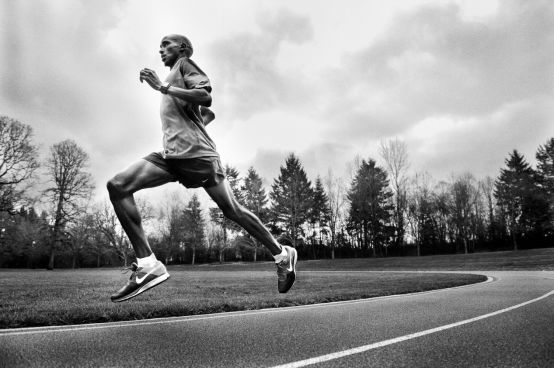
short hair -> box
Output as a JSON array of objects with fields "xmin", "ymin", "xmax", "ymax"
[{"xmin": 165, "ymin": 34, "xmax": 193, "ymax": 57}]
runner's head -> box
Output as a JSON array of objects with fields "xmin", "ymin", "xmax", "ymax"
[{"xmin": 159, "ymin": 34, "xmax": 193, "ymax": 67}]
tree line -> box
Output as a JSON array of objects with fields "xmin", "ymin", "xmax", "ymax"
[{"xmin": 1, "ymin": 115, "xmax": 553, "ymax": 268}]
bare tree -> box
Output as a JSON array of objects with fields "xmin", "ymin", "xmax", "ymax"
[
  {"xmin": 380, "ymin": 138, "xmax": 409, "ymax": 249},
  {"xmin": 207, "ymin": 215, "xmax": 230, "ymax": 263},
  {"xmin": 407, "ymin": 172, "xmax": 434, "ymax": 257},
  {"xmin": 155, "ymin": 190, "xmax": 188, "ymax": 265},
  {"xmin": 479, "ymin": 176, "xmax": 496, "ymax": 240},
  {"xmin": 324, "ymin": 169, "xmax": 346, "ymax": 259},
  {"xmin": 94, "ymin": 201, "xmax": 132, "ymax": 267},
  {"xmin": 44, "ymin": 139, "xmax": 94, "ymax": 270},
  {"xmin": 0, "ymin": 116, "xmax": 39, "ymax": 212},
  {"xmin": 205, "ymin": 220, "xmax": 225, "ymax": 262},
  {"xmin": 449, "ymin": 173, "xmax": 479, "ymax": 254},
  {"xmin": 66, "ymin": 211, "xmax": 95, "ymax": 269},
  {"xmin": 433, "ymin": 180, "xmax": 454, "ymax": 248}
]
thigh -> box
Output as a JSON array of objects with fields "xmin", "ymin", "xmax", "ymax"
[
  {"xmin": 112, "ymin": 159, "xmax": 176, "ymax": 194},
  {"xmin": 204, "ymin": 179, "xmax": 238, "ymax": 211}
]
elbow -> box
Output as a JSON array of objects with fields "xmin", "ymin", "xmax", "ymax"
[{"xmin": 196, "ymin": 87, "xmax": 212, "ymax": 107}]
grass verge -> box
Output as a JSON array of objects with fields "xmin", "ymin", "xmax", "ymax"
[
  {"xmin": 197, "ymin": 247, "xmax": 554, "ymax": 272},
  {"xmin": 0, "ymin": 268, "xmax": 485, "ymax": 329},
  {"xmin": 6, "ymin": 247, "xmax": 551, "ymax": 329}
]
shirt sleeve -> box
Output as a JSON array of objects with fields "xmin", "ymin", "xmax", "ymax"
[{"xmin": 180, "ymin": 59, "xmax": 212, "ymax": 93}]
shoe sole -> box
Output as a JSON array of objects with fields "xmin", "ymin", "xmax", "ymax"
[{"xmin": 111, "ymin": 273, "xmax": 170, "ymax": 303}]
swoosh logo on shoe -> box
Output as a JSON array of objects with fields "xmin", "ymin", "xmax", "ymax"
[
  {"xmin": 135, "ymin": 272, "xmax": 151, "ymax": 284},
  {"xmin": 286, "ymin": 258, "xmax": 293, "ymax": 272}
]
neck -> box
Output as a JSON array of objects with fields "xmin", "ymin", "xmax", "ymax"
[{"xmin": 167, "ymin": 55, "xmax": 187, "ymax": 69}]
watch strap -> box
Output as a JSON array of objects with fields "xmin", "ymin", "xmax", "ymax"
[{"xmin": 159, "ymin": 82, "xmax": 171, "ymax": 94}]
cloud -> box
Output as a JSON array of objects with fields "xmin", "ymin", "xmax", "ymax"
[
  {"xmin": 2, "ymin": 0, "xmax": 552, "ymax": 203},
  {"xmin": 236, "ymin": 0, "xmax": 553, "ymax": 184},
  {"xmin": 407, "ymin": 95, "xmax": 554, "ymax": 178},
  {"xmin": 2, "ymin": 1, "xmax": 124, "ymax": 115},
  {"xmin": 205, "ymin": 8, "xmax": 314, "ymax": 120},
  {"xmin": 244, "ymin": 142, "xmax": 355, "ymax": 189},
  {"xmin": 0, "ymin": 0, "xmax": 163, "ymax": 189},
  {"xmin": 246, "ymin": 148, "xmax": 287, "ymax": 188},
  {"xmin": 320, "ymin": 0, "xmax": 554, "ymax": 142}
]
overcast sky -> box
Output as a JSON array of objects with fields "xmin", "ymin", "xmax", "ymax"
[{"xmin": 1, "ymin": 0, "xmax": 553, "ymax": 204}]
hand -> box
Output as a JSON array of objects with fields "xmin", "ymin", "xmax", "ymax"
[{"xmin": 139, "ymin": 68, "xmax": 162, "ymax": 91}]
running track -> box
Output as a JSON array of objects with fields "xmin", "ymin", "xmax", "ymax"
[{"xmin": 0, "ymin": 271, "xmax": 553, "ymax": 367}]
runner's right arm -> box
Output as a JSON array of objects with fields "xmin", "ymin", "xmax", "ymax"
[{"xmin": 139, "ymin": 68, "xmax": 212, "ymax": 107}]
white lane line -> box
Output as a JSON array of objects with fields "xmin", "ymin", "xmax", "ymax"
[
  {"xmin": 273, "ymin": 288, "xmax": 554, "ymax": 368},
  {"xmin": 0, "ymin": 276, "xmax": 493, "ymax": 337}
]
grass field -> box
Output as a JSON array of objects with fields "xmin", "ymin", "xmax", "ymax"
[
  {"xmin": 1, "ymin": 247, "xmax": 552, "ymax": 329},
  {"xmin": 190, "ymin": 247, "xmax": 554, "ymax": 272},
  {"xmin": 299, "ymin": 247, "xmax": 554, "ymax": 271}
]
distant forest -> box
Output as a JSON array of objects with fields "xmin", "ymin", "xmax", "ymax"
[{"xmin": 1, "ymin": 115, "xmax": 553, "ymax": 269}]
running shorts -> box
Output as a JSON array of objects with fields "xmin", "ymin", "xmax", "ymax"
[{"xmin": 143, "ymin": 152, "xmax": 225, "ymax": 189}]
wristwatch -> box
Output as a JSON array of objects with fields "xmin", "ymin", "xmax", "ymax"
[{"xmin": 159, "ymin": 82, "xmax": 171, "ymax": 94}]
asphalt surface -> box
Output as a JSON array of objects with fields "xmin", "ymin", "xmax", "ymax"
[{"xmin": 0, "ymin": 270, "xmax": 552, "ymax": 367}]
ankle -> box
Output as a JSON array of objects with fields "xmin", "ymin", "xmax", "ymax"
[
  {"xmin": 273, "ymin": 246, "xmax": 288, "ymax": 263},
  {"xmin": 137, "ymin": 253, "xmax": 157, "ymax": 268}
]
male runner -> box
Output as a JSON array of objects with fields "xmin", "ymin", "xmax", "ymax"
[{"xmin": 108, "ymin": 34, "xmax": 297, "ymax": 302}]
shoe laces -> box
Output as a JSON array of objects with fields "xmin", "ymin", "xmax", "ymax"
[
  {"xmin": 121, "ymin": 262, "xmax": 139, "ymax": 279},
  {"xmin": 276, "ymin": 257, "xmax": 290, "ymax": 280}
]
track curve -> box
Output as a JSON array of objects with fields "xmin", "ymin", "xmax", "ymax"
[{"xmin": 0, "ymin": 271, "xmax": 552, "ymax": 367}]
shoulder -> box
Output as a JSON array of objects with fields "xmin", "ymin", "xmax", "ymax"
[
  {"xmin": 179, "ymin": 58, "xmax": 208, "ymax": 77},
  {"xmin": 179, "ymin": 58, "xmax": 211, "ymax": 91},
  {"xmin": 179, "ymin": 58, "xmax": 199, "ymax": 72}
]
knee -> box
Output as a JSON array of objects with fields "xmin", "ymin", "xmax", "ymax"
[
  {"xmin": 106, "ymin": 176, "xmax": 129, "ymax": 200},
  {"xmin": 221, "ymin": 204, "xmax": 243, "ymax": 222}
]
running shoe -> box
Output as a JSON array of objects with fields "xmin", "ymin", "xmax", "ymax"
[
  {"xmin": 276, "ymin": 245, "xmax": 298, "ymax": 293},
  {"xmin": 111, "ymin": 261, "xmax": 170, "ymax": 302}
]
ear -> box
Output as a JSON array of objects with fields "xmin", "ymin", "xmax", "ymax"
[{"xmin": 180, "ymin": 42, "xmax": 188, "ymax": 52}]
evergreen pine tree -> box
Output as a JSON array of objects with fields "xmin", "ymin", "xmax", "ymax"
[
  {"xmin": 535, "ymin": 138, "xmax": 554, "ymax": 235},
  {"xmin": 494, "ymin": 150, "xmax": 545, "ymax": 249},
  {"xmin": 309, "ymin": 176, "xmax": 330, "ymax": 257},
  {"xmin": 270, "ymin": 153, "xmax": 314, "ymax": 248},
  {"xmin": 347, "ymin": 159, "xmax": 394, "ymax": 257},
  {"xmin": 242, "ymin": 167, "xmax": 268, "ymax": 220},
  {"xmin": 241, "ymin": 167, "xmax": 268, "ymax": 261},
  {"xmin": 184, "ymin": 193, "xmax": 205, "ymax": 265}
]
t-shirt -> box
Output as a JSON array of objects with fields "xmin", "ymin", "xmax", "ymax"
[{"xmin": 159, "ymin": 57, "xmax": 218, "ymax": 159}]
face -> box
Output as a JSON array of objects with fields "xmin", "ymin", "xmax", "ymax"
[{"xmin": 159, "ymin": 36, "xmax": 184, "ymax": 67}]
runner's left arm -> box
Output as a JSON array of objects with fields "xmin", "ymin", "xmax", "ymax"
[{"xmin": 200, "ymin": 107, "xmax": 215, "ymax": 126}]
